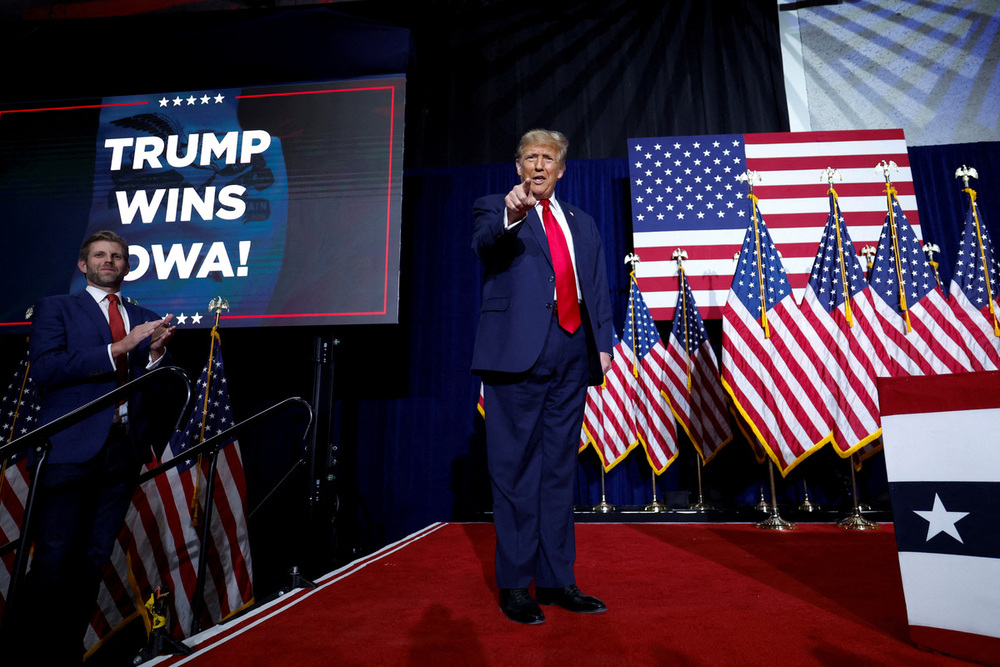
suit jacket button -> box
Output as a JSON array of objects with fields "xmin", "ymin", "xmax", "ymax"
[
  {"xmin": 545, "ymin": 302, "xmax": 553, "ymax": 309},
  {"xmin": 549, "ymin": 276, "xmax": 555, "ymax": 282}
]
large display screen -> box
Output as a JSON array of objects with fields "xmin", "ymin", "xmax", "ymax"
[{"xmin": 0, "ymin": 76, "xmax": 405, "ymax": 329}]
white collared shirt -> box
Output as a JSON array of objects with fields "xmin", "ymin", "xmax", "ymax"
[
  {"xmin": 84, "ymin": 285, "xmax": 163, "ymax": 421},
  {"xmin": 85, "ymin": 284, "xmax": 131, "ymax": 369},
  {"xmin": 504, "ymin": 196, "xmax": 583, "ymax": 300}
]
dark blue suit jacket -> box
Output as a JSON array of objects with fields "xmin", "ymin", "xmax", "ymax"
[
  {"xmin": 29, "ymin": 290, "xmax": 164, "ymax": 465},
  {"xmin": 471, "ymin": 194, "xmax": 613, "ymax": 385}
]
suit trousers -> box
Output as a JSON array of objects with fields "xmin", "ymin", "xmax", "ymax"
[
  {"xmin": 8, "ymin": 423, "xmax": 140, "ymax": 665},
  {"xmin": 483, "ymin": 308, "xmax": 590, "ymax": 589}
]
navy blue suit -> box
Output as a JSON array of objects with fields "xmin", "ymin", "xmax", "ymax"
[
  {"xmin": 12, "ymin": 290, "xmax": 166, "ymax": 663},
  {"xmin": 30, "ymin": 290, "xmax": 164, "ymax": 463},
  {"xmin": 472, "ymin": 194, "xmax": 612, "ymax": 590}
]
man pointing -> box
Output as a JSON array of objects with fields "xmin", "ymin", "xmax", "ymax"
[{"xmin": 472, "ymin": 129, "xmax": 613, "ymax": 624}]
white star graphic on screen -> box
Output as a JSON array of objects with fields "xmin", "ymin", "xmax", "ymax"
[
  {"xmin": 913, "ymin": 493, "xmax": 969, "ymax": 543},
  {"xmin": 191, "ymin": 313, "xmax": 203, "ymax": 324},
  {"xmin": 175, "ymin": 314, "xmax": 188, "ymax": 325}
]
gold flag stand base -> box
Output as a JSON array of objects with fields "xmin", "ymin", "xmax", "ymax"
[
  {"xmin": 837, "ymin": 507, "xmax": 879, "ymax": 530},
  {"xmin": 753, "ymin": 485, "xmax": 770, "ymax": 513},
  {"xmin": 644, "ymin": 499, "xmax": 668, "ymax": 512},
  {"xmin": 756, "ymin": 462, "xmax": 796, "ymax": 530},
  {"xmin": 592, "ymin": 468, "xmax": 616, "ymax": 513},
  {"xmin": 593, "ymin": 500, "xmax": 616, "ymax": 513},
  {"xmin": 688, "ymin": 457, "xmax": 716, "ymax": 510},
  {"xmin": 757, "ymin": 507, "xmax": 796, "ymax": 530},
  {"xmin": 798, "ymin": 477, "xmax": 820, "ymax": 512},
  {"xmin": 645, "ymin": 465, "xmax": 668, "ymax": 512},
  {"xmin": 839, "ymin": 458, "xmax": 879, "ymax": 530},
  {"xmin": 689, "ymin": 496, "xmax": 716, "ymax": 511},
  {"xmin": 798, "ymin": 498, "xmax": 820, "ymax": 512}
]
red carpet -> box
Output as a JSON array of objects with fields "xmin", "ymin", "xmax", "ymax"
[{"xmin": 150, "ymin": 522, "xmax": 978, "ymax": 666}]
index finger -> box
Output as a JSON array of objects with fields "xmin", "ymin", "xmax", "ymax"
[{"xmin": 521, "ymin": 178, "xmax": 537, "ymax": 207}]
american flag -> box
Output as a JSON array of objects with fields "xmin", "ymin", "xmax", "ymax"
[
  {"xmin": 662, "ymin": 266, "xmax": 732, "ymax": 463},
  {"xmin": 946, "ymin": 187, "xmax": 1000, "ymax": 370},
  {"xmin": 799, "ymin": 190, "xmax": 886, "ymax": 458},
  {"xmin": 628, "ymin": 129, "xmax": 920, "ymax": 320},
  {"xmin": 868, "ymin": 189, "xmax": 977, "ymax": 376},
  {"xmin": 622, "ymin": 274, "xmax": 678, "ymax": 475},
  {"xmin": 88, "ymin": 327, "xmax": 253, "ymax": 650},
  {"xmin": 721, "ymin": 196, "xmax": 833, "ymax": 476},
  {"xmin": 0, "ymin": 350, "xmax": 39, "ymax": 623},
  {"xmin": 580, "ymin": 331, "xmax": 638, "ymax": 472}
]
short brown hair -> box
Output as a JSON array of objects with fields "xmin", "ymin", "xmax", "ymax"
[
  {"xmin": 515, "ymin": 129, "xmax": 569, "ymax": 165},
  {"xmin": 79, "ymin": 230, "xmax": 129, "ymax": 263}
]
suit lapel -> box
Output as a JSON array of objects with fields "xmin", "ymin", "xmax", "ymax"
[
  {"xmin": 122, "ymin": 299, "xmax": 143, "ymax": 328},
  {"xmin": 529, "ymin": 201, "xmax": 586, "ymax": 266},
  {"xmin": 563, "ymin": 206, "xmax": 585, "ymax": 252},
  {"xmin": 527, "ymin": 208, "xmax": 553, "ymax": 267},
  {"xmin": 77, "ymin": 290, "xmax": 113, "ymax": 345}
]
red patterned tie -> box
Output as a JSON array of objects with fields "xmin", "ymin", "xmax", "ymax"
[
  {"xmin": 540, "ymin": 200, "xmax": 581, "ymax": 333},
  {"xmin": 106, "ymin": 294, "xmax": 128, "ymax": 384}
]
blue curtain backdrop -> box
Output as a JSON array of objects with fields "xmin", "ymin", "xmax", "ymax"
[{"xmin": 330, "ymin": 142, "xmax": 1000, "ymax": 552}]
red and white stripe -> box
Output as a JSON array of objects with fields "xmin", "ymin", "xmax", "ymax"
[
  {"xmin": 722, "ymin": 294, "xmax": 833, "ymax": 475},
  {"xmin": 88, "ymin": 445, "xmax": 253, "ymax": 651},
  {"xmin": 799, "ymin": 286, "xmax": 886, "ymax": 457},
  {"xmin": 946, "ymin": 289, "xmax": 1000, "ymax": 371},
  {"xmin": 580, "ymin": 340, "xmax": 638, "ymax": 471},
  {"xmin": 664, "ymin": 330, "xmax": 732, "ymax": 464},
  {"xmin": 620, "ymin": 342, "xmax": 679, "ymax": 475},
  {"xmin": 872, "ymin": 287, "xmax": 974, "ymax": 376},
  {"xmin": 636, "ymin": 129, "xmax": 920, "ymax": 320},
  {"xmin": 0, "ymin": 459, "xmax": 30, "ymax": 620}
]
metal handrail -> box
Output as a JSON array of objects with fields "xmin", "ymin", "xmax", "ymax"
[
  {"xmin": 0, "ymin": 365, "xmax": 193, "ymax": 463},
  {"xmin": 0, "ymin": 365, "xmax": 193, "ymax": 626},
  {"xmin": 138, "ymin": 396, "xmax": 313, "ymax": 484},
  {"xmin": 149, "ymin": 396, "xmax": 313, "ymax": 636}
]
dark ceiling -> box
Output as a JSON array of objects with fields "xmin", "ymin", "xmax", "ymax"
[{"xmin": 0, "ymin": 0, "xmax": 356, "ymax": 22}]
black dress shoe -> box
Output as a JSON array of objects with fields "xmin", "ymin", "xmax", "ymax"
[
  {"xmin": 499, "ymin": 588, "xmax": 545, "ymax": 624},
  {"xmin": 535, "ymin": 584, "xmax": 607, "ymax": 613}
]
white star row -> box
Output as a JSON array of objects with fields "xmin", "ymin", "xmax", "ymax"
[
  {"xmin": 174, "ymin": 313, "xmax": 203, "ymax": 325},
  {"xmin": 158, "ymin": 93, "xmax": 226, "ymax": 107}
]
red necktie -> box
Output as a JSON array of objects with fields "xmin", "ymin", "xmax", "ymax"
[
  {"xmin": 106, "ymin": 294, "xmax": 128, "ymax": 384},
  {"xmin": 540, "ymin": 200, "xmax": 581, "ymax": 333}
]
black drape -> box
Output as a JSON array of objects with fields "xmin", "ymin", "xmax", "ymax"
[
  {"xmin": 910, "ymin": 142, "xmax": 1000, "ymax": 286},
  {"xmin": 387, "ymin": 0, "xmax": 789, "ymax": 165}
]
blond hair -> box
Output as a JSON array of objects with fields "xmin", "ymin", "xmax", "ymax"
[{"xmin": 515, "ymin": 129, "xmax": 569, "ymax": 164}]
